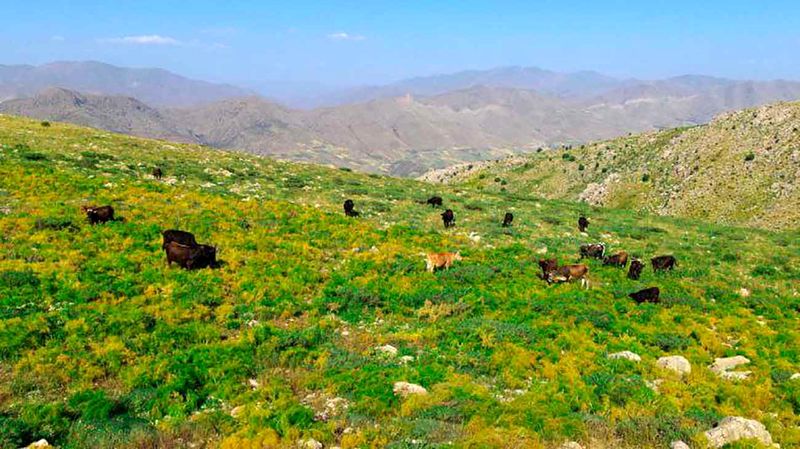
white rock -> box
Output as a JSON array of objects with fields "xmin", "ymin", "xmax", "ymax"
[
  {"xmin": 393, "ymin": 381, "xmax": 428, "ymax": 397},
  {"xmin": 399, "ymin": 355, "xmax": 415, "ymax": 364},
  {"xmin": 376, "ymin": 345, "xmax": 398, "ymax": 356},
  {"xmin": 297, "ymin": 438, "xmax": 323, "ymax": 449},
  {"xmin": 670, "ymin": 440, "xmax": 690, "ymax": 449},
  {"xmin": 608, "ymin": 351, "xmax": 641, "ymax": 362},
  {"xmin": 656, "ymin": 355, "xmax": 691, "ymax": 375},
  {"xmin": 704, "ymin": 416, "xmax": 773, "ymax": 448},
  {"xmin": 230, "ymin": 405, "xmax": 244, "ymax": 418},
  {"xmin": 25, "ymin": 440, "xmax": 52, "ymax": 449},
  {"xmin": 739, "ymin": 288, "xmax": 751, "ymax": 297},
  {"xmin": 645, "ymin": 379, "xmax": 664, "ymax": 393},
  {"xmin": 710, "ymin": 356, "xmax": 750, "ymax": 372},
  {"xmin": 790, "ymin": 373, "xmax": 800, "ymax": 380},
  {"xmin": 535, "ymin": 247, "xmax": 548, "ymax": 254},
  {"xmin": 559, "ymin": 442, "xmax": 584, "ymax": 449},
  {"xmin": 710, "ymin": 356, "xmax": 751, "ymax": 380}
]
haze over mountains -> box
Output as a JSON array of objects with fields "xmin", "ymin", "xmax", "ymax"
[{"xmin": 3, "ymin": 61, "xmax": 800, "ymax": 176}]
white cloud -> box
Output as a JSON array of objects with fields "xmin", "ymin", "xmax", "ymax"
[
  {"xmin": 51, "ymin": 35, "xmax": 65, "ymax": 42},
  {"xmin": 327, "ymin": 32, "xmax": 365, "ymax": 41},
  {"xmin": 100, "ymin": 35, "xmax": 181, "ymax": 45}
]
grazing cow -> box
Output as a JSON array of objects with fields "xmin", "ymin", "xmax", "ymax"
[
  {"xmin": 579, "ymin": 243, "xmax": 606, "ymax": 259},
  {"xmin": 164, "ymin": 241, "xmax": 217, "ymax": 270},
  {"xmin": 578, "ymin": 216, "xmax": 589, "ymax": 232},
  {"xmin": 441, "ymin": 209, "xmax": 455, "ymax": 228},
  {"xmin": 547, "ymin": 264, "xmax": 590, "ymax": 288},
  {"xmin": 162, "ymin": 230, "xmax": 198, "ymax": 249},
  {"xmin": 603, "ymin": 251, "xmax": 629, "ymax": 267},
  {"xmin": 538, "ymin": 258, "xmax": 559, "ymax": 279},
  {"xmin": 427, "ymin": 196, "xmax": 443, "ymax": 207},
  {"xmin": 651, "ymin": 255, "xmax": 677, "ymax": 272},
  {"xmin": 502, "ymin": 212, "xmax": 514, "ymax": 227},
  {"xmin": 82, "ymin": 205, "xmax": 114, "ymax": 225},
  {"xmin": 425, "ymin": 251, "xmax": 462, "ymax": 273},
  {"xmin": 343, "ymin": 199, "xmax": 359, "ymax": 217},
  {"xmin": 627, "ymin": 259, "xmax": 644, "ymax": 280},
  {"xmin": 152, "ymin": 167, "xmax": 163, "ymax": 180},
  {"xmin": 629, "ymin": 287, "xmax": 660, "ymax": 304}
]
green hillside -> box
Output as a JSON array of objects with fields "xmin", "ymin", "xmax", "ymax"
[
  {"xmin": 433, "ymin": 101, "xmax": 800, "ymax": 231},
  {"xmin": 0, "ymin": 115, "xmax": 799, "ymax": 448}
]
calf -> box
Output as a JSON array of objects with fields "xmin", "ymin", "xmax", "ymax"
[
  {"xmin": 579, "ymin": 243, "xmax": 606, "ymax": 259},
  {"xmin": 343, "ymin": 199, "xmax": 359, "ymax": 217},
  {"xmin": 82, "ymin": 205, "xmax": 114, "ymax": 225},
  {"xmin": 627, "ymin": 259, "xmax": 644, "ymax": 280},
  {"xmin": 502, "ymin": 212, "xmax": 514, "ymax": 227},
  {"xmin": 578, "ymin": 216, "xmax": 589, "ymax": 232},
  {"xmin": 427, "ymin": 196, "xmax": 443, "ymax": 207},
  {"xmin": 651, "ymin": 255, "xmax": 677, "ymax": 272},
  {"xmin": 152, "ymin": 167, "xmax": 163, "ymax": 180},
  {"xmin": 538, "ymin": 258, "xmax": 559, "ymax": 279},
  {"xmin": 425, "ymin": 251, "xmax": 462, "ymax": 273},
  {"xmin": 603, "ymin": 251, "xmax": 629, "ymax": 267},
  {"xmin": 162, "ymin": 229, "xmax": 198, "ymax": 249},
  {"xmin": 548, "ymin": 264, "xmax": 590, "ymax": 288},
  {"xmin": 629, "ymin": 287, "xmax": 660, "ymax": 304},
  {"xmin": 441, "ymin": 209, "xmax": 455, "ymax": 228},
  {"xmin": 164, "ymin": 241, "xmax": 217, "ymax": 270}
]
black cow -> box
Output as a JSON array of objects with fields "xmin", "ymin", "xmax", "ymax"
[
  {"xmin": 343, "ymin": 199, "xmax": 359, "ymax": 217},
  {"xmin": 164, "ymin": 241, "xmax": 218, "ymax": 270},
  {"xmin": 579, "ymin": 243, "xmax": 606, "ymax": 259},
  {"xmin": 651, "ymin": 255, "xmax": 677, "ymax": 272},
  {"xmin": 152, "ymin": 167, "xmax": 163, "ymax": 180},
  {"xmin": 538, "ymin": 258, "xmax": 559, "ymax": 279},
  {"xmin": 427, "ymin": 196, "xmax": 443, "ymax": 207},
  {"xmin": 627, "ymin": 259, "xmax": 644, "ymax": 280},
  {"xmin": 578, "ymin": 216, "xmax": 589, "ymax": 232},
  {"xmin": 441, "ymin": 209, "xmax": 455, "ymax": 228},
  {"xmin": 82, "ymin": 205, "xmax": 115, "ymax": 225},
  {"xmin": 629, "ymin": 287, "xmax": 660, "ymax": 304},
  {"xmin": 162, "ymin": 230, "xmax": 198, "ymax": 249},
  {"xmin": 502, "ymin": 212, "xmax": 514, "ymax": 227}
]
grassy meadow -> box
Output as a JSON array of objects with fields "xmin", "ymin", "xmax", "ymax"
[{"xmin": 0, "ymin": 115, "xmax": 799, "ymax": 448}]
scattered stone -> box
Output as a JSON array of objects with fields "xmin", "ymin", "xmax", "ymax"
[
  {"xmin": 393, "ymin": 381, "xmax": 428, "ymax": 397},
  {"xmin": 709, "ymin": 356, "xmax": 751, "ymax": 380},
  {"xmin": 376, "ymin": 345, "xmax": 398, "ymax": 356},
  {"xmin": 656, "ymin": 355, "xmax": 691, "ymax": 375},
  {"xmin": 739, "ymin": 288, "xmax": 751, "ymax": 297},
  {"xmin": 559, "ymin": 442, "xmax": 584, "ymax": 449},
  {"xmin": 230, "ymin": 405, "xmax": 244, "ymax": 418},
  {"xmin": 248, "ymin": 378, "xmax": 260, "ymax": 389},
  {"xmin": 297, "ymin": 438, "xmax": 323, "ymax": 449},
  {"xmin": 535, "ymin": 247, "xmax": 548, "ymax": 255},
  {"xmin": 670, "ymin": 440, "xmax": 690, "ymax": 449},
  {"xmin": 704, "ymin": 416, "xmax": 773, "ymax": 448},
  {"xmin": 608, "ymin": 351, "xmax": 641, "ymax": 362},
  {"xmin": 645, "ymin": 378, "xmax": 664, "ymax": 393},
  {"xmin": 399, "ymin": 355, "xmax": 415, "ymax": 364},
  {"xmin": 790, "ymin": 373, "xmax": 800, "ymax": 380},
  {"xmin": 24, "ymin": 440, "xmax": 52, "ymax": 449}
]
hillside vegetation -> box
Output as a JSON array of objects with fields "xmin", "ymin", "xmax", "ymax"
[
  {"xmin": 0, "ymin": 115, "xmax": 799, "ymax": 448},
  {"xmin": 433, "ymin": 101, "xmax": 800, "ymax": 230}
]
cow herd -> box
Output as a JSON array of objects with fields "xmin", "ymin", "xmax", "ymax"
[
  {"xmin": 77, "ymin": 182, "xmax": 676, "ymax": 306},
  {"xmin": 342, "ymin": 198, "xmax": 677, "ymax": 305}
]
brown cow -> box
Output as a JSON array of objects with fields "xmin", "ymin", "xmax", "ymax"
[
  {"xmin": 629, "ymin": 287, "xmax": 660, "ymax": 304},
  {"xmin": 627, "ymin": 259, "xmax": 644, "ymax": 280},
  {"xmin": 603, "ymin": 251, "xmax": 629, "ymax": 267},
  {"xmin": 82, "ymin": 205, "xmax": 115, "ymax": 225},
  {"xmin": 547, "ymin": 264, "xmax": 590, "ymax": 288},
  {"xmin": 580, "ymin": 243, "xmax": 605, "ymax": 259},
  {"xmin": 162, "ymin": 230, "xmax": 198, "ymax": 249},
  {"xmin": 651, "ymin": 255, "xmax": 677, "ymax": 272},
  {"xmin": 164, "ymin": 241, "xmax": 217, "ymax": 270},
  {"xmin": 538, "ymin": 258, "xmax": 559, "ymax": 279}
]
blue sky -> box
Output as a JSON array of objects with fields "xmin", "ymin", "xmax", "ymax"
[{"xmin": 2, "ymin": 0, "xmax": 799, "ymax": 86}]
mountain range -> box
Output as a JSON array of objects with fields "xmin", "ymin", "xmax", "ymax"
[{"xmin": 3, "ymin": 61, "xmax": 800, "ymax": 176}]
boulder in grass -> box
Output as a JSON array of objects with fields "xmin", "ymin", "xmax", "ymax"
[
  {"xmin": 704, "ymin": 416, "xmax": 774, "ymax": 448},
  {"xmin": 656, "ymin": 355, "xmax": 691, "ymax": 376},
  {"xmin": 608, "ymin": 350, "xmax": 641, "ymax": 362},
  {"xmin": 393, "ymin": 381, "xmax": 427, "ymax": 397}
]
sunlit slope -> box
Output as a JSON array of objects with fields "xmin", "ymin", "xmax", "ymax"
[
  {"xmin": 443, "ymin": 101, "xmax": 800, "ymax": 230},
  {"xmin": 0, "ymin": 115, "xmax": 798, "ymax": 448}
]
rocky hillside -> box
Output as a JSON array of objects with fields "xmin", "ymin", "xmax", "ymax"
[
  {"xmin": 430, "ymin": 101, "xmax": 800, "ymax": 230},
  {"xmin": 0, "ymin": 116, "xmax": 798, "ymax": 448}
]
